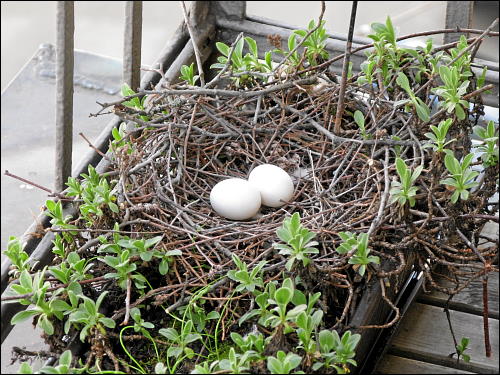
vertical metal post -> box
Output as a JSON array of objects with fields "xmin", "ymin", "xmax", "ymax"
[
  {"xmin": 123, "ymin": 1, "xmax": 143, "ymax": 91},
  {"xmin": 55, "ymin": 1, "xmax": 74, "ymax": 192},
  {"xmin": 444, "ymin": 1, "xmax": 474, "ymax": 44}
]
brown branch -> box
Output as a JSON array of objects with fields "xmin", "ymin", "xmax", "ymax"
[{"xmin": 334, "ymin": 0, "xmax": 357, "ymax": 134}]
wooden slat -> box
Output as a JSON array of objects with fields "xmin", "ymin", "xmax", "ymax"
[
  {"xmin": 375, "ymin": 354, "xmax": 475, "ymax": 374},
  {"xmin": 390, "ymin": 303, "xmax": 499, "ymax": 374},
  {"xmin": 418, "ymin": 272, "xmax": 499, "ymax": 319}
]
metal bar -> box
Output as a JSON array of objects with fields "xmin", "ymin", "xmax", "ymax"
[
  {"xmin": 123, "ymin": 1, "xmax": 143, "ymax": 91},
  {"xmin": 55, "ymin": 1, "xmax": 74, "ymax": 192},
  {"xmin": 444, "ymin": 1, "xmax": 474, "ymax": 44}
]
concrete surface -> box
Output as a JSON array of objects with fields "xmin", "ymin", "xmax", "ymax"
[{"xmin": 1, "ymin": 1, "xmax": 498, "ymax": 373}]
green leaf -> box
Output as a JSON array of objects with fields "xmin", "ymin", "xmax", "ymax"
[
  {"xmin": 38, "ymin": 315, "xmax": 54, "ymax": 335},
  {"xmin": 274, "ymin": 287, "xmax": 293, "ymax": 306},
  {"xmin": 11, "ymin": 309, "xmax": 39, "ymax": 325},
  {"xmin": 396, "ymin": 72, "xmax": 411, "ymax": 93},
  {"xmin": 353, "ymin": 110, "xmax": 365, "ymax": 129}
]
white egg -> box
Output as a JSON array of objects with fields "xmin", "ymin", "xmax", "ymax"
[
  {"xmin": 210, "ymin": 178, "xmax": 261, "ymax": 220},
  {"xmin": 248, "ymin": 164, "xmax": 294, "ymax": 207}
]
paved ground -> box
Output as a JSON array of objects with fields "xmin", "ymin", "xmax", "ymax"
[{"xmin": 1, "ymin": 1, "xmax": 498, "ymax": 373}]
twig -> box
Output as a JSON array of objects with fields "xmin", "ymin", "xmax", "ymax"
[
  {"xmin": 334, "ymin": 0, "xmax": 357, "ymax": 134},
  {"xmin": 79, "ymin": 132, "xmax": 111, "ymax": 162},
  {"xmin": 4, "ymin": 170, "xmax": 71, "ymax": 200},
  {"xmin": 122, "ymin": 277, "xmax": 132, "ymax": 326},
  {"xmin": 482, "ymin": 275, "xmax": 492, "ymax": 357},
  {"xmin": 180, "ymin": 1, "xmax": 205, "ymax": 86}
]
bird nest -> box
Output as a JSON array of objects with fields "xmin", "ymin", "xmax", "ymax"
[{"xmin": 9, "ymin": 27, "xmax": 498, "ymax": 373}]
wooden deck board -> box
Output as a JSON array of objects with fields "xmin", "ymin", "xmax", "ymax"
[
  {"xmin": 389, "ymin": 303, "xmax": 499, "ymax": 373},
  {"xmin": 374, "ymin": 354, "xmax": 475, "ymax": 374},
  {"xmin": 418, "ymin": 272, "xmax": 499, "ymax": 318}
]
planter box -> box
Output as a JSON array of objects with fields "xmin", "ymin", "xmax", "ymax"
[{"xmin": 1, "ymin": 2, "xmax": 498, "ymax": 373}]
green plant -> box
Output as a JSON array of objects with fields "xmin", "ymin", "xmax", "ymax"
[
  {"xmin": 431, "ymin": 65, "xmax": 469, "ymax": 120},
  {"xmin": 9, "ymin": 268, "xmax": 71, "ymax": 336},
  {"xmin": 353, "ymin": 110, "xmax": 370, "ymax": 140},
  {"xmin": 348, "ymin": 233, "xmax": 379, "ymax": 277},
  {"xmin": 262, "ymin": 278, "xmax": 307, "ymax": 333},
  {"xmin": 177, "ymin": 301, "xmax": 220, "ymax": 332},
  {"xmin": 238, "ymin": 284, "xmax": 275, "ymax": 326},
  {"xmin": 180, "ymin": 63, "xmax": 200, "ymax": 86},
  {"xmin": 66, "ymin": 291, "xmax": 116, "ymax": 342},
  {"xmin": 99, "ymin": 230, "xmax": 180, "ymax": 276},
  {"xmin": 191, "ymin": 361, "xmax": 220, "ymax": 374},
  {"xmin": 473, "ymin": 120, "xmax": 499, "ymax": 167},
  {"xmin": 230, "ymin": 331, "xmax": 266, "ymax": 357},
  {"xmin": 18, "ymin": 350, "xmax": 77, "ymax": 374},
  {"xmin": 49, "ymin": 251, "xmax": 92, "ymax": 285},
  {"xmin": 292, "ymin": 19, "xmax": 329, "ymax": 66},
  {"xmin": 395, "ymin": 72, "xmax": 430, "ymax": 122},
  {"xmin": 227, "ymin": 253, "xmax": 266, "ymax": 293},
  {"xmin": 389, "ymin": 157, "xmax": 424, "ymax": 207},
  {"xmin": 110, "ymin": 122, "xmax": 134, "ymax": 155},
  {"xmin": 440, "ymin": 152, "xmax": 479, "ymax": 203},
  {"xmin": 121, "ymin": 83, "xmax": 149, "ymax": 121},
  {"xmin": 45, "ymin": 200, "xmax": 78, "ymax": 241},
  {"xmin": 218, "ymin": 347, "xmax": 254, "ymax": 374},
  {"xmin": 313, "ymin": 330, "xmax": 361, "ymax": 373},
  {"xmin": 101, "ymin": 249, "xmax": 148, "ymax": 290},
  {"xmin": 273, "ymin": 212, "xmax": 319, "ymax": 271},
  {"xmin": 455, "ymin": 337, "xmax": 471, "ymax": 363},
  {"xmin": 267, "ymin": 351, "xmax": 303, "ymax": 374},
  {"xmin": 158, "ymin": 320, "xmax": 202, "ymax": 359},
  {"xmin": 4, "ymin": 236, "xmax": 31, "ymax": 278},
  {"xmin": 210, "ymin": 36, "xmax": 272, "ymax": 87},
  {"xmin": 295, "ymin": 309, "xmax": 323, "ymax": 355},
  {"xmin": 423, "ymin": 118, "xmax": 456, "ymax": 153}
]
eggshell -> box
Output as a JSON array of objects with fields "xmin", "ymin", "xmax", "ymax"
[
  {"xmin": 210, "ymin": 178, "xmax": 261, "ymax": 220},
  {"xmin": 248, "ymin": 164, "xmax": 294, "ymax": 207}
]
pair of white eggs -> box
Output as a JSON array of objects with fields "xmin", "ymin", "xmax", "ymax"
[{"xmin": 210, "ymin": 164, "xmax": 294, "ymax": 220}]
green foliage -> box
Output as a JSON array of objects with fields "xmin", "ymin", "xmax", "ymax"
[
  {"xmin": 99, "ymin": 229, "xmax": 180, "ymax": 276},
  {"xmin": 227, "ymin": 253, "xmax": 266, "ymax": 293},
  {"xmin": 4, "ymin": 236, "xmax": 31, "ymax": 278},
  {"xmin": 292, "ymin": 19, "xmax": 329, "ymax": 66},
  {"xmin": 262, "ymin": 278, "xmax": 307, "ymax": 333},
  {"xmin": 313, "ymin": 330, "xmax": 361, "ymax": 373},
  {"xmin": 101, "ymin": 249, "xmax": 148, "ymax": 290},
  {"xmin": 159, "ymin": 320, "xmax": 201, "ymax": 359},
  {"xmin": 338, "ymin": 232, "xmax": 379, "ymax": 277},
  {"xmin": 48, "ymin": 251, "xmax": 92, "ymax": 285},
  {"xmin": 423, "ymin": 118, "xmax": 456, "ymax": 153},
  {"xmin": 295, "ymin": 309, "xmax": 323, "ymax": 355},
  {"xmin": 177, "ymin": 301, "xmax": 220, "ymax": 333},
  {"xmin": 431, "ymin": 65, "xmax": 469, "ymax": 120},
  {"xmin": 66, "ymin": 291, "xmax": 115, "ymax": 342},
  {"xmin": 440, "ymin": 152, "xmax": 479, "ymax": 203},
  {"xmin": 273, "ymin": 212, "xmax": 319, "ymax": 271},
  {"xmin": 121, "ymin": 83, "xmax": 149, "ymax": 121},
  {"xmin": 455, "ymin": 337, "xmax": 471, "ymax": 363},
  {"xmin": 210, "ymin": 36, "xmax": 272, "ymax": 87},
  {"xmin": 230, "ymin": 331, "xmax": 266, "ymax": 357},
  {"xmin": 389, "ymin": 157, "xmax": 423, "ymax": 207},
  {"xmin": 67, "ymin": 165, "xmax": 119, "ymax": 225},
  {"xmin": 111, "ymin": 122, "xmax": 134, "ymax": 155},
  {"xmin": 179, "ymin": 63, "xmax": 200, "ymax": 86},
  {"xmin": 267, "ymin": 351, "xmax": 303, "ymax": 374},
  {"xmin": 473, "ymin": 120, "xmax": 499, "ymax": 167},
  {"xmin": 353, "ymin": 110, "xmax": 370, "ymax": 140},
  {"xmin": 218, "ymin": 347, "xmax": 254, "ymax": 374},
  {"xmin": 9, "ymin": 268, "xmax": 73, "ymax": 336},
  {"xmin": 18, "ymin": 350, "xmax": 77, "ymax": 374},
  {"xmin": 395, "ymin": 72, "xmax": 430, "ymax": 122}
]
